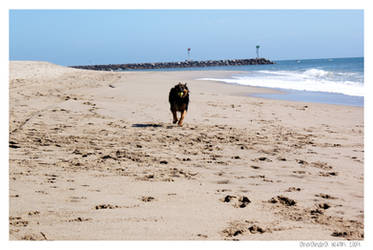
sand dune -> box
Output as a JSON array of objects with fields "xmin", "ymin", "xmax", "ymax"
[{"xmin": 9, "ymin": 61, "xmax": 363, "ymax": 240}]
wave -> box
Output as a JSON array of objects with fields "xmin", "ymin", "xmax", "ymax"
[
  {"xmin": 256, "ymin": 69, "xmax": 362, "ymax": 81},
  {"xmin": 198, "ymin": 68, "xmax": 364, "ymax": 97}
]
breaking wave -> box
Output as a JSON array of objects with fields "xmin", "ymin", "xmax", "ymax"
[{"xmin": 199, "ymin": 68, "xmax": 364, "ymax": 97}]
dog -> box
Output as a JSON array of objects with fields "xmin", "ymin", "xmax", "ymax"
[{"xmin": 169, "ymin": 82, "xmax": 189, "ymax": 126}]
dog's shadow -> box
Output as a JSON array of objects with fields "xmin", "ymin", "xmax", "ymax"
[{"xmin": 132, "ymin": 123, "xmax": 175, "ymax": 129}]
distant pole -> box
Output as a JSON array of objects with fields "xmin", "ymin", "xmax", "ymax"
[
  {"xmin": 256, "ymin": 45, "xmax": 260, "ymax": 58},
  {"xmin": 187, "ymin": 48, "xmax": 191, "ymax": 61}
]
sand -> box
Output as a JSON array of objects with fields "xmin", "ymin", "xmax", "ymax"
[{"xmin": 9, "ymin": 61, "xmax": 364, "ymax": 240}]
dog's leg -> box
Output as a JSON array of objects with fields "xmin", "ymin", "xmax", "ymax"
[
  {"xmin": 178, "ymin": 110, "xmax": 187, "ymax": 126},
  {"xmin": 172, "ymin": 110, "xmax": 178, "ymax": 124}
]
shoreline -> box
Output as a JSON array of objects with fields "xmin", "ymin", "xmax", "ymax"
[
  {"xmin": 250, "ymin": 90, "xmax": 364, "ymax": 107},
  {"xmin": 197, "ymin": 77, "xmax": 364, "ymax": 107},
  {"xmin": 121, "ymin": 66, "xmax": 363, "ymax": 107},
  {"xmin": 9, "ymin": 61, "xmax": 364, "ymax": 240}
]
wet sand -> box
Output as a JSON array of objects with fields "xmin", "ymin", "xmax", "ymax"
[{"xmin": 9, "ymin": 61, "xmax": 364, "ymax": 240}]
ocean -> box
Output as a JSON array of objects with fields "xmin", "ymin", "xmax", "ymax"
[
  {"xmin": 198, "ymin": 57, "xmax": 364, "ymax": 107},
  {"xmin": 118, "ymin": 57, "xmax": 364, "ymax": 107}
]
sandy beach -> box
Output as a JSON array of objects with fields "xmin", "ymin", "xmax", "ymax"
[{"xmin": 9, "ymin": 61, "xmax": 364, "ymax": 240}]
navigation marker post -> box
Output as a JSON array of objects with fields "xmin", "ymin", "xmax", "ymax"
[{"xmin": 256, "ymin": 45, "xmax": 260, "ymax": 58}]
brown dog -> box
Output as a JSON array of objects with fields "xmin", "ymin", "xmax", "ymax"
[{"xmin": 168, "ymin": 82, "xmax": 189, "ymax": 126}]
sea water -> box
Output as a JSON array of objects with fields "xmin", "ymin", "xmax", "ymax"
[
  {"xmin": 118, "ymin": 57, "xmax": 364, "ymax": 107},
  {"xmin": 198, "ymin": 57, "xmax": 364, "ymax": 107}
]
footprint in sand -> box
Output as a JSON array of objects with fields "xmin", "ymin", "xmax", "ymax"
[
  {"xmin": 256, "ymin": 156, "xmax": 272, "ymax": 162},
  {"xmin": 248, "ymin": 224, "xmax": 266, "ymax": 234},
  {"xmin": 315, "ymin": 193, "xmax": 337, "ymax": 199},
  {"xmin": 222, "ymin": 195, "xmax": 251, "ymax": 208},
  {"xmin": 69, "ymin": 196, "xmax": 87, "ymax": 203},
  {"xmin": 27, "ymin": 211, "xmax": 40, "ymax": 216},
  {"xmin": 285, "ymin": 187, "xmax": 301, "ymax": 192},
  {"xmin": 67, "ymin": 217, "xmax": 91, "ymax": 222},
  {"xmin": 222, "ymin": 221, "xmax": 267, "ymax": 238},
  {"xmin": 9, "ymin": 216, "xmax": 29, "ymax": 227},
  {"xmin": 197, "ymin": 233, "xmax": 208, "ymax": 239},
  {"xmin": 9, "ymin": 141, "xmax": 20, "ymax": 149},
  {"xmin": 317, "ymin": 203, "xmax": 331, "ymax": 210},
  {"xmin": 311, "ymin": 161, "xmax": 333, "ymax": 170},
  {"xmin": 141, "ymin": 196, "xmax": 155, "ymax": 202},
  {"xmin": 217, "ymin": 180, "xmax": 230, "ymax": 184},
  {"xmin": 296, "ymin": 159, "xmax": 308, "ymax": 165},
  {"xmin": 269, "ymin": 195, "xmax": 296, "ymax": 206},
  {"xmin": 250, "ymin": 165, "xmax": 260, "ymax": 169},
  {"xmin": 95, "ymin": 204, "xmax": 120, "ymax": 210},
  {"xmin": 216, "ymin": 189, "xmax": 232, "ymax": 193},
  {"xmin": 310, "ymin": 203, "xmax": 331, "ymax": 217},
  {"xmin": 21, "ymin": 234, "xmax": 39, "ymax": 240},
  {"xmin": 319, "ymin": 171, "xmax": 338, "ymax": 177},
  {"xmin": 292, "ymin": 170, "xmax": 308, "ymax": 175},
  {"xmin": 331, "ymin": 231, "xmax": 364, "ymax": 239}
]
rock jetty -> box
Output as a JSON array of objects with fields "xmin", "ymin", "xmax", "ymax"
[{"xmin": 70, "ymin": 58, "xmax": 274, "ymax": 71}]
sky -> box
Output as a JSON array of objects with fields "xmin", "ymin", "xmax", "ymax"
[{"xmin": 9, "ymin": 9, "xmax": 364, "ymax": 66}]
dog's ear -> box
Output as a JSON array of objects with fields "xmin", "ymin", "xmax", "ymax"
[{"xmin": 184, "ymin": 83, "xmax": 189, "ymax": 92}]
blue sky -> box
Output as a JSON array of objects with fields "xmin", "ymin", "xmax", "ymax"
[{"xmin": 9, "ymin": 9, "xmax": 364, "ymax": 66}]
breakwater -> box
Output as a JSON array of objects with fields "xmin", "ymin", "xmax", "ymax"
[{"xmin": 70, "ymin": 58, "xmax": 274, "ymax": 71}]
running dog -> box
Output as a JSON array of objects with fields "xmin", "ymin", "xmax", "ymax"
[{"xmin": 168, "ymin": 82, "xmax": 190, "ymax": 126}]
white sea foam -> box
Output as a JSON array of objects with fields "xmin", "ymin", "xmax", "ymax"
[{"xmin": 199, "ymin": 68, "xmax": 364, "ymax": 97}]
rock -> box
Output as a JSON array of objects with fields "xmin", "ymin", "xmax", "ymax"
[{"xmin": 70, "ymin": 58, "xmax": 274, "ymax": 71}]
